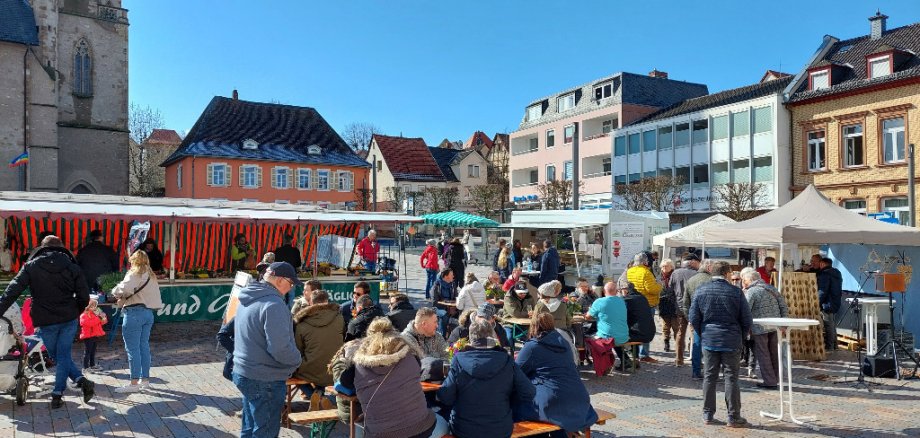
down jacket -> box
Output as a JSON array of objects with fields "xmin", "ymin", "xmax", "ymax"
[
  {"xmin": 0, "ymin": 246, "xmax": 90, "ymax": 327},
  {"xmin": 293, "ymin": 302, "xmax": 345, "ymax": 386}
]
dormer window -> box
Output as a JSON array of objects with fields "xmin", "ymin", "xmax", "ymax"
[
  {"xmin": 557, "ymin": 93, "xmax": 575, "ymax": 112},
  {"xmin": 242, "ymin": 139, "xmax": 259, "ymax": 150},
  {"xmin": 809, "ymin": 69, "xmax": 830, "ymax": 91},
  {"xmin": 307, "ymin": 145, "xmax": 322, "ymax": 155},
  {"xmin": 868, "ymin": 54, "xmax": 892, "ymax": 79},
  {"xmin": 526, "ymin": 104, "xmax": 542, "ymax": 122},
  {"xmin": 594, "ymin": 82, "xmax": 613, "ymax": 100}
]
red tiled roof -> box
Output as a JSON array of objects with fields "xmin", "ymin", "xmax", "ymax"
[
  {"xmin": 464, "ymin": 131, "xmax": 494, "ymax": 149},
  {"xmin": 145, "ymin": 129, "xmax": 183, "ymax": 145},
  {"xmin": 372, "ymin": 134, "xmax": 444, "ymax": 181}
]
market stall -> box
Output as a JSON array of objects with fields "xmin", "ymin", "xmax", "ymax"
[
  {"xmin": 652, "ymin": 213, "xmax": 736, "ymax": 260},
  {"xmin": 421, "ymin": 211, "xmax": 500, "ymax": 262},
  {"xmin": 0, "ymin": 191, "xmax": 421, "ymax": 322}
]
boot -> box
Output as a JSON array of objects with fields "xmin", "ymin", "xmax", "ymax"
[
  {"xmin": 78, "ymin": 377, "xmax": 95, "ymax": 403},
  {"xmin": 50, "ymin": 394, "xmax": 63, "ymax": 409},
  {"xmin": 664, "ymin": 339, "xmax": 671, "ymax": 352}
]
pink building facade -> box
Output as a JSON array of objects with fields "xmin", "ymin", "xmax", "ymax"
[{"xmin": 509, "ymin": 71, "xmax": 709, "ymax": 209}]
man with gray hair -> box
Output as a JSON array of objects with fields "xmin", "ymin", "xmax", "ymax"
[
  {"xmin": 669, "ymin": 253, "xmax": 700, "ymax": 366},
  {"xmin": 402, "ymin": 307, "xmax": 449, "ymax": 360},
  {"xmin": 356, "ymin": 229, "xmax": 380, "ymax": 272},
  {"xmin": 689, "ymin": 261, "xmax": 753, "ymax": 428},
  {"xmin": 741, "ymin": 269, "xmax": 788, "ymax": 389},
  {"xmin": 683, "ymin": 258, "xmax": 713, "ymax": 379}
]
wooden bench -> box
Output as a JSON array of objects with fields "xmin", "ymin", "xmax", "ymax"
[
  {"xmin": 288, "ymin": 409, "xmax": 339, "ymax": 438},
  {"xmin": 443, "ymin": 408, "xmax": 616, "ymax": 438},
  {"xmin": 283, "ymin": 378, "xmax": 311, "ymax": 428}
]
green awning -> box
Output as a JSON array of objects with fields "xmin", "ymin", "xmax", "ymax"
[{"xmin": 420, "ymin": 211, "xmax": 499, "ymax": 228}]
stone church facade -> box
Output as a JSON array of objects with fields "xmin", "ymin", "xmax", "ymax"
[{"xmin": 0, "ymin": 0, "xmax": 129, "ymax": 194}]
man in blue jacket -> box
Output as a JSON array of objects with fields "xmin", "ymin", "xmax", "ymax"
[
  {"xmin": 816, "ymin": 257, "xmax": 842, "ymax": 351},
  {"xmin": 689, "ymin": 261, "xmax": 753, "ymax": 428},
  {"xmin": 538, "ymin": 240, "xmax": 560, "ymax": 287},
  {"xmin": 233, "ymin": 262, "xmax": 303, "ymax": 438}
]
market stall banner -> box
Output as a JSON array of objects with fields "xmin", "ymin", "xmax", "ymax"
[{"xmin": 4, "ymin": 216, "xmax": 360, "ymax": 274}]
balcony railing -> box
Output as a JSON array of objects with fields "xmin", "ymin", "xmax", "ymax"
[
  {"xmin": 512, "ymin": 147, "xmax": 539, "ymax": 156},
  {"xmin": 512, "ymin": 181, "xmax": 539, "ymax": 188},
  {"xmin": 583, "ymin": 171, "xmax": 612, "ymax": 179},
  {"xmin": 583, "ymin": 132, "xmax": 611, "ymax": 141}
]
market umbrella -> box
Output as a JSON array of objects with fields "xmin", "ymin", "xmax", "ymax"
[{"xmin": 420, "ymin": 211, "xmax": 499, "ymax": 228}]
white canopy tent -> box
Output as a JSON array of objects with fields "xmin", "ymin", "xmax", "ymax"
[
  {"xmin": 652, "ymin": 213, "xmax": 736, "ymax": 257},
  {"xmin": 703, "ymin": 185, "xmax": 920, "ymax": 286}
]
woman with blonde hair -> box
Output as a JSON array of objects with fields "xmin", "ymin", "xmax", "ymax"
[
  {"xmin": 111, "ymin": 249, "xmax": 164, "ymax": 393},
  {"xmin": 341, "ymin": 317, "xmax": 448, "ymax": 438},
  {"xmin": 496, "ymin": 247, "xmax": 511, "ymax": 282}
]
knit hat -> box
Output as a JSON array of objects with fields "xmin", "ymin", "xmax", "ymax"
[
  {"xmin": 538, "ymin": 282, "xmax": 558, "ymax": 298},
  {"xmin": 476, "ymin": 303, "xmax": 496, "ymax": 320}
]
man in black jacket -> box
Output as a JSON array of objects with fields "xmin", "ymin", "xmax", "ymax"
[
  {"xmin": 816, "ymin": 257, "xmax": 843, "ymax": 351},
  {"xmin": 76, "ymin": 230, "xmax": 119, "ymax": 291},
  {"xmin": 387, "ymin": 293, "xmax": 416, "ymax": 332},
  {"xmin": 345, "ymin": 294, "xmax": 384, "ymax": 341},
  {"xmin": 615, "ymin": 279, "xmax": 656, "ymax": 367},
  {"xmin": 0, "ymin": 236, "xmax": 95, "ymax": 408},
  {"xmin": 272, "ymin": 234, "xmax": 302, "ymax": 271}
]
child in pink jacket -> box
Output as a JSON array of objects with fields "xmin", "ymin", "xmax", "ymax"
[{"xmin": 79, "ymin": 300, "xmax": 107, "ymax": 372}]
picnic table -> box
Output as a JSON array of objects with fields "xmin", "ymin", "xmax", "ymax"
[
  {"xmin": 502, "ymin": 317, "xmax": 531, "ymax": 354},
  {"xmin": 325, "ymin": 382, "xmax": 442, "ymax": 438}
]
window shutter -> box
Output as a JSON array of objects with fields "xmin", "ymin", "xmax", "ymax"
[
  {"xmin": 256, "ymin": 166, "xmax": 262, "ymax": 188},
  {"xmin": 271, "ymin": 167, "xmax": 278, "ymax": 189},
  {"xmin": 347, "ymin": 172, "xmax": 354, "ymax": 191},
  {"xmin": 239, "ymin": 165, "xmax": 245, "ymax": 187},
  {"xmin": 312, "ymin": 169, "xmax": 319, "ymax": 190},
  {"xmin": 207, "ymin": 164, "xmax": 214, "ymax": 186},
  {"xmin": 225, "ymin": 164, "xmax": 232, "ymax": 187}
]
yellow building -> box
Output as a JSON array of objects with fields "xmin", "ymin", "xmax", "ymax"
[{"xmin": 785, "ymin": 12, "xmax": 920, "ymax": 225}]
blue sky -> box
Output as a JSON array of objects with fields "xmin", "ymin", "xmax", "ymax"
[{"xmin": 128, "ymin": 1, "xmax": 919, "ymax": 145}]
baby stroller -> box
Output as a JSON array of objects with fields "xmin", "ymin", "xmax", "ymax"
[{"xmin": 0, "ymin": 303, "xmax": 30, "ymax": 405}]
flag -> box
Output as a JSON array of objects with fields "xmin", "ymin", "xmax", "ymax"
[{"xmin": 9, "ymin": 152, "xmax": 29, "ymax": 168}]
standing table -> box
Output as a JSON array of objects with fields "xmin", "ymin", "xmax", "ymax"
[
  {"xmin": 753, "ymin": 317, "xmax": 820, "ymax": 429},
  {"xmin": 845, "ymin": 297, "xmax": 894, "ymax": 355}
]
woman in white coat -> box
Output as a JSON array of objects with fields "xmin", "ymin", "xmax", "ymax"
[{"xmin": 456, "ymin": 272, "xmax": 486, "ymax": 312}]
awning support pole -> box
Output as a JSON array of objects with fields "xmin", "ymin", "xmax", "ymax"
[
  {"xmin": 778, "ymin": 242, "xmax": 784, "ymax": 293},
  {"xmin": 168, "ymin": 221, "xmax": 177, "ymax": 283},
  {"xmin": 571, "ymin": 231, "xmax": 581, "ymax": 277}
]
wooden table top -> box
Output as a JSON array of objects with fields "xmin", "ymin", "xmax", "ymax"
[
  {"xmin": 502, "ymin": 317, "xmax": 532, "ymax": 326},
  {"xmin": 438, "ymin": 301, "xmax": 457, "ymax": 307},
  {"xmin": 325, "ymin": 381, "xmax": 440, "ymax": 400}
]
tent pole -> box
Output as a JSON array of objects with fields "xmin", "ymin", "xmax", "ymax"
[
  {"xmin": 168, "ymin": 221, "xmax": 177, "ymax": 283},
  {"xmin": 778, "ymin": 242, "xmax": 784, "ymax": 293},
  {"xmin": 571, "ymin": 230, "xmax": 581, "ymax": 277},
  {"xmin": 402, "ymin": 224, "xmax": 409, "ymax": 291}
]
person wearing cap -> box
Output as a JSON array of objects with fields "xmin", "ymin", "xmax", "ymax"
[
  {"xmin": 534, "ymin": 280, "xmax": 572, "ymax": 332},
  {"xmin": 449, "ymin": 303, "xmax": 511, "ymax": 349},
  {"xmin": 502, "ymin": 281, "xmax": 535, "ymax": 343},
  {"xmin": 420, "ymin": 238, "xmax": 440, "ymax": 299},
  {"xmin": 77, "ymin": 229, "xmax": 119, "ymax": 291},
  {"xmin": 626, "ymin": 252, "xmax": 662, "ymax": 363},
  {"xmin": 401, "ymin": 307, "xmax": 450, "ymax": 360},
  {"xmin": 669, "ymin": 253, "xmax": 700, "ymax": 367},
  {"xmin": 231, "ymin": 261, "xmax": 302, "ymax": 438}
]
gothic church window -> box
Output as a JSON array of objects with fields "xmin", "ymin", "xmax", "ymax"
[{"xmin": 73, "ymin": 39, "xmax": 93, "ymax": 96}]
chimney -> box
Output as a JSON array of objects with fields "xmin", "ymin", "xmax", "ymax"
[
  {"xmin": 869, "ymin": 11, "xmax": 888, "ymax": 40},
  {"xmin": 649, "ymin": 69, "xmax": 668, "ymax": 79},
  {"xmin": 232, "ymin": 89, "xmax": 239, "ymax": 100}
]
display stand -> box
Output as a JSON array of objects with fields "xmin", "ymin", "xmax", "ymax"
[{"xmin": 754, "ymin": 317, "xmax": 820, "ymax": 430}]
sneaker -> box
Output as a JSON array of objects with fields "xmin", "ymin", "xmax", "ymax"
[
  {"xmin": 756, "ymin": 383, "xmax": 779, "ymax": 390},
  {"xmin": 703, "ymin": 414, "xmax": 723, "ymax": 425},
  {"xmin": 640, "ymin": 356, "xmax": 659, "ymax": 364},
  {"xmin": 79, "ymin": 377, "xmax": 95, "ymax": 403},
  {"xmin": 139, "ymin": 380, "xmax": 150, "ymax": 389},
  {"xmin": 113, "ymin": 383, "xmax": 142, "ymax": 394},
  {"xmin": 692, "ymin": 374, "xmax": 704, "ymax": 380},
  {"xmin": 50, "ymin": 394, "xmax": 63, "ymax": 409},
  {"xmin": 727, "ymin": 417, "xmax": 749, "ymax": 428},
  {"xmin": 90, "ymin": 365, "xmax": 104, "ymax": 372}
]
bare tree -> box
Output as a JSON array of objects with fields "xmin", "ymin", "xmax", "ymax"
[
  {"xmin": 128, "ymin": 103, "xmax": 166, "ymax": 196},
  {"xmin": 424, "ymin": 187, "xmax": 460, "ymax": 213},
  {"xmin": 384, "ymin": 186, "xmax": 405, "ymax": 213},
  {"xmin": 711, "ymin": 182, "xmax": 768, "ymax": 221},
  {"xmin": 614, "ymin": 176, "xmax": 687, "ymax": 212},
  {"xmin": 342, "ymin": 122, "xmax": 381, "ymax": 152},
  {"xmin": 467, "ymin": 184, "xmax": 504, "ymax": 219},
  {"xmin": 536, "ymin": 179, "xmax": 585, "ymax": 210}
]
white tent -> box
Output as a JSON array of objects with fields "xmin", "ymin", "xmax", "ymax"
[
  {"xmin": 703, "ymin": 185, "xmax": 920, "ymax": 247},
  {"xmin": 653, "ymin": 214, "xmax": 736, "ymax": 253}
]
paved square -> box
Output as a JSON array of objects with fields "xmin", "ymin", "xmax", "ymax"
[{"xmin": 2, "ymin": 252, "xmax": 917, "ymax": 437}]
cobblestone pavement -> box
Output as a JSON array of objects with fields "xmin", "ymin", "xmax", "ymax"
[{"xmin": 2, "ymin": 253, "xmax": 917, "ymax": 437}]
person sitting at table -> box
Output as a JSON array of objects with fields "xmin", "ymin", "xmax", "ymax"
[
  {"xmin": 484, "ymin": 271, "xmax": 504, "ymax": 300},
  {"xmin": 584, "ymin": 282, "xmax": 630, "ymax": 374},
  {"xmin": 345, "ymin": 294, "xmax": 384, "ymax": 342},
  {"xmin": 437, "ymin": 320, "xmax": 535, "ymax": 438},
  {"xmin": 387, "ymin": 293, "xmax": 416, "ymax": 332},
  {"xmin": 341, "ymin": 281, "xmax": 372, "ymax": 326},
  {"xmin": 448, "ymin": 304, "xmax": 510, "ymax": 349},
  {"xmin": 501, "ymin": 282, "xmax": 535, "ymax": 344},
  {"xmin": 456, "ymin": 273, "xmax": 486, "ymax": 313},
  {"xmin": 340, "ymin": 317, "xmax": 449, "ymax": 438},
  {"xmin": 515, "ymin": 312, "xmax": 598, "ymax": 437},
  {"xmin": 291, "ymin": 279, "xmax": 321, "ymax": 316},
  {"xmin": 293, "ymin": 289, "xmax": 344, "ymax": 395},
  {"xmin": 620, "ymin": 278, "xmax": 656, "ymax": 367},
  {"xmin": 402, "ymin": 307, "xmax": 449, "ymax": 360},
  {"xmin": 502, "ymin": 267, "xmax": 523, "ymax": 293},
  {"xmin": 571, "ymin": 278, "xmax": 598, "ymax": 353},
  {"xmin": 430, "ymin": 268, "xmax": 457, "ymax": 336},
  {"xmin": 534, "ymin": 280, "xmax": 572, "ymax": 332}
]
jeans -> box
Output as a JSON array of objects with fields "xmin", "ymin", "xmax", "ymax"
[
  {"xmin": 364, "ymin": 261, "xmax": 377, "ymax": 273},
  {"xmin": 122, "ymin": 307, "xmax": 154, "ymax": 380},
  {"xmin": 436, "ymin": 308, "xmax": 449, "ymax": 336},
  {"xmin": 37, "ymin": 319, "xmax": 84, "ymax": 395},
  {"xmin": 822, "ymin": 311, "xmax": 837, "ymax": 350},
  {"xmin": 702, "ymin": 348, "xmax": 742, "ymax": 421},
  {"xmin": 691, "ymin": 330, "xmax": 702, "ymax": 377},
  {"xmin": 233, "ymin": 373, "xmax": 286, "ymax": 438},
  {"xmin": 425, "ymin": 269, "xmax": 437, "ymax": 299},
  {"xmin": 83, "ymin": 337, "xmax": 98, "ymax": 368},
  {"xmin": 639, "ymin": 306, "xmax": 656, "ymax": 358}
]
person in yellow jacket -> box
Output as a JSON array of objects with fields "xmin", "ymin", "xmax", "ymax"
[{"xmin": 625, "ymin": 252, "xmax": 661, "ymax": 363}]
